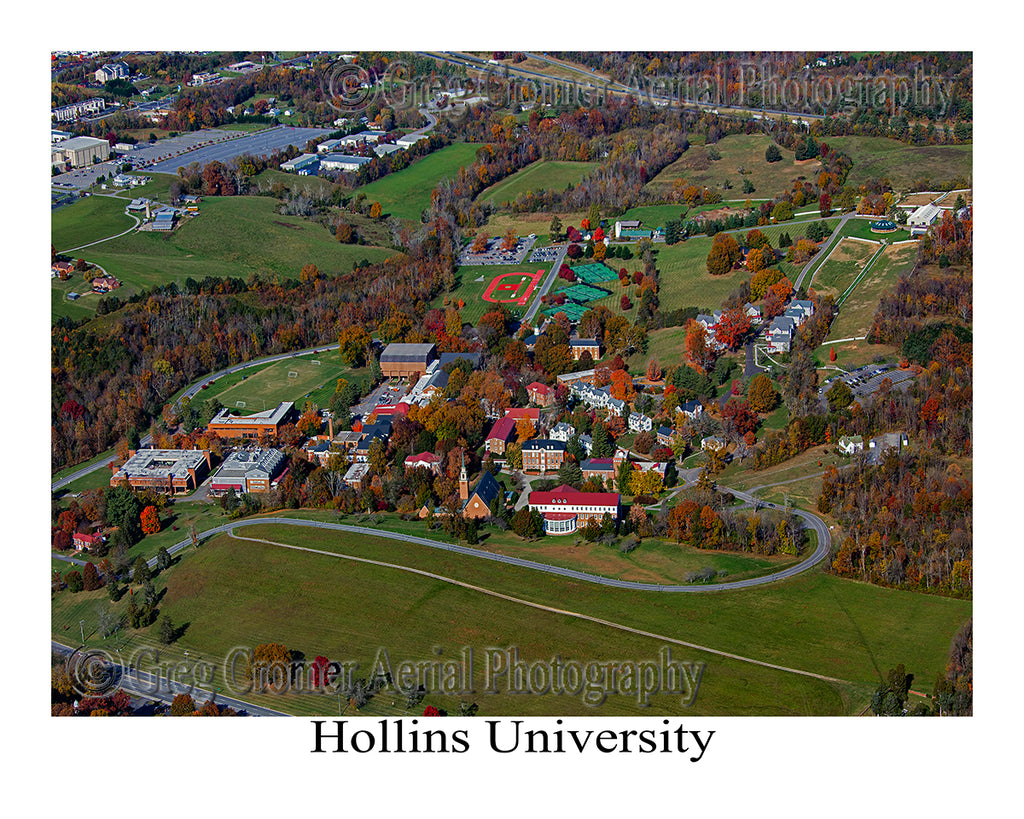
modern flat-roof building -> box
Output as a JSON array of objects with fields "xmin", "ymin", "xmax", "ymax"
[
  {"xmin": 209, "ymin": 448, "xmax": 285, "ymax": 494},
  {"xmin": 207, "ymin": 401, "xmax": 295, "ymax": 441},
  {"xmin": 319, "ymin": 153, "xmax": 372, "ymax": 172},
  {"xmin": 281, "ymin": 153, "xmax": 319, "ymax": 173},
  {"xmin": 110, "ymin": 449, "xmax": 212, "ymax": 494},
  {"xmin": 380, "ymin": 342, "xmax": 436, "ymax": 379},
  {"xmin": 52, "ymin": 136, "xmax": 111, "ymax": 168}
]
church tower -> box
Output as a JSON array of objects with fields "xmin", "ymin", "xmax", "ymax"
[{"xmin": 459, "ymin": 451, "xmax": 469, "ymax": 502}]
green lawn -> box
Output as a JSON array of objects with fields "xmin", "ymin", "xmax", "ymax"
[
  {"xmin": 825, "ymin": 136, "xmax": 973, "ymax": 191},
  {"xmin": 827, "ymin": 243, "xmax": 917, "ymax": 342},
  {"xmin": 809, "ymin": 238, "xmax": 880, "ymax": 298},
  {"xmin": 54, "ymin": 196, "xmax": 394, "ymax": 323},
  {"xmin": 478, "ymin": 160, "xmax": 599, "ymax": 207},
  {"xmin": 52, "ymin": 195, "xmax": 136, "ymax": 252},
  {"xmin": 354, "ymin": 143, "xmax": 481, "ymax": 221},
  {"xmin": 435, "ymin": 264, "xmax": 543, "ymax": 324},
  {"xmin": 645, "ymin": 134, "xmax": 823, "ymax": 200},
  {"xmin": 52, "ymin": 519, "xmax": 971, "ymax": 716},
  {"xmin": 206, "ymin": 351, "xmax": 366, "ymax": 412}
]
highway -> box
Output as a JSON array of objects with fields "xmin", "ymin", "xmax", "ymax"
[{"xmin": 52, "ymin": 640, "xmax": 286, "ymax": 716}]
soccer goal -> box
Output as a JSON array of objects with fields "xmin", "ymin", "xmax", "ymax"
[
  {"xmin": 311, "ymin": 360, "xmax": 321, "ymax": 366},
  {"xmin": 235, "ymin": 401, "xmax": 246, "ymax": 409},
  {"xmin": 288, "ymin": 371, "xmax": 299, "ymax": 379}
]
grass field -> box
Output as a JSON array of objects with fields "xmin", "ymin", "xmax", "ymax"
[
  {"xmin": 206, "ymin": 351, "xmax": 366, "ymax": 411},
  {"xmin": 810, "ymin": 238, "xmax": 880, "ymax": 299},
  {"xmin": 52, "ymin": 195, "xmax": 136, "ymax": 252},
  {"xmin": 436, "ymin": 264, "xmax": 543, "ymax": 324},
  {"xmin": 53, "ymin": 196, "xmax": 394, "ymax": 322},
  {"xmin": 354, "ymin": 143, "xmax": 481, "ymax": 221},
  {"xmin": 826, "ymin": 243, "xmax": 917, "ymax": 342},
  {"xmin": 645, "ymin": 134, "xmax": 822, "ymax": 200},
  {"xmin": 478, "ymin": 160, "xmax": 599, "ymax": 207},
  {"xmin": 825, "ymin": 136, "xmax": 973, "ymax": 191},
  {"xmin": 481, "ymin": 209, "xmax": 588, "ymax": 247},
  {"xmin": 51, "ymin": 519, "xmax": 971, "ymax": 716}
]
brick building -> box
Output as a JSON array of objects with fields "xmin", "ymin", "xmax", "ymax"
[
  {"xmin": 206, "ymin": 402, "xmax": 294, "ymax": 442},
  {"xmin": 528, "ymin": 485, "xmax": 620, "ymax": 535},
  {"xmin": 521, "ymin": 439, "xmax": 566, "ymax": 473},
  {"xmin": 110, "ymin": 449, "xmax": 212, "ymax": 494},
  {"xmin": 380, "ymin": 343, "xmax": 436, "ymax": 379}
]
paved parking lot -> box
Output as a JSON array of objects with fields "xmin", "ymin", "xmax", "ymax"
[
  {"xmin": 529, "ymin": 244, "xmax": 563, "ymax": 263},
  {"xmin": 144, "ymin": 125, "xmax": 333, "ymax": 174},
  {"xmin": 459, "ymin": 235, "xmax": 537, "ymax": 265},
  {"xmin": 820, "ymin": 364, "xmax": 915, "ymax": 404}
]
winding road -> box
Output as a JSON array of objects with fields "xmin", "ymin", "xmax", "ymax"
[{"xmin": 132, "ymin": 500, "xmax": 830, "ymax": 593}]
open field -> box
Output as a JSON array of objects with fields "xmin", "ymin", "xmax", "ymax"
[
  {"xmin": 810, "ymin": 238, "xmax": 880, "ymax": 298},
  {"xmin": 252, "ymin": 167, "xmax": 338, "ymax": 200},
  {"xmin": 645, "ymin": 134, "xmax": 822, "ymax": 200},
  {"xmin": 51, "ymin": 520, "xmax": 971, "ymax": 715},
  {"xmin": 207, "ymin": 351, "xmax": 365, "ymax": 411},
  {"xmin": 481, "ymin": 209, "xmax": 588, "ymax": 247},
  {"xmin": 52, "ymin": 195, "xmax": 136, "ymax": 252},
  {"xmin": 827, "ymin": 243, "xmax": 917, "ymax": 342},
  {"xmin": 478, "ymin": 160, "xmax": 598, "ymax": 207},
  {"xmin": 354, "ymin": 143, "xmax": 481, "ymax": 221},
  {"xmin": 815, "ymin": 340, "xmax": 900, "ymax": 370},
  {"xmin": 53, "ymin": 196, "xmax": 393, "ymax": 322},
  {"xmin": 825, "ymin": 136, "xmax": 972, "ymax": 191}
]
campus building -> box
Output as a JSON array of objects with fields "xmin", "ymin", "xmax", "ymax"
[
  {"xmin": 110, "ymin": 449, "xmax": 212, "ymax": 494},
  {"xmin": 521, "ymin": 439, "xmax": 566, "ymax": 473},
  {"xmin": 528, "ymin": 485, "xmax": 620, "ymax": 536},
  {"xmin": 51, "ymin": 136, "xmax": 111, "ymax": 168},
  {"xmin": 206, "ymin": 401, "xmax": 295, "ymax": 442},
  {"xmin": 380, "ymin": 343, "xmax": 437, "ymax": 379},
  {"xmin": 209, "ymin": 448, "xmax": 285, "ymax": 495}
]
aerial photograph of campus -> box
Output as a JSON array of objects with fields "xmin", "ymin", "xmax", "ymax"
[{"xmin": 50, "ymin": 49, "xmax": 973, "ymax": 720}]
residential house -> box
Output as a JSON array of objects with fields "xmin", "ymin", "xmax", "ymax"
[
  {"xmin": 744, "ymin": 302, "xmax": 762, "ymax": 323},
  {"xmin": 837, "ymin": 435, "xmax": 864, "ymax": 455},
  {"xmin": 73, "ymin": 532, "xmax": 102, "ymax": 552},
  {"xmin": 628, "ymin": 412, "xmax": 653, "ymax": 433},
  {"xmin": 656, "ymin": 426, "xmax": 675, "ymax": 447},
  {"xmin": 678, "ymin": 400, "xmax": 703, "ymax": 421},
  {"xmin": 91, "ymin": 276, "xmax": 121, "ymax": 293}
]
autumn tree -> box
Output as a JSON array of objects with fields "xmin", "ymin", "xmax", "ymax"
[
  {"xmin": 706, "ymin": 233, "xmax": 740, "ymax": 276},
  {"xmin": 471, "ymin": 232, "xmax": 489, "ymax": 253},
  {"xmin": 338, "ymin": 324, "xmax": 371, "ymax": 367},
  {"xmin": 515, "ymin": 416, "xmax": 536, "ymax": 442},
  {"xmin": 747, "ymin": 373, "xmax": 779, "ymax": 414},
  {"xmin": 248, "ymin": 643, "xmax": 293, "ymax": 692},
  {"xmin": 501, "ymin": 228, "xmax": 517, "ymax": 251},
  {"xmin": 140, "ymin": 505, "xmax": 161, "ymax": 536},
  {"xmin": 82, "ymin": 561, "xmax": 102, "ymax": 591},
  {"xmin": 713, "ymin": 307, "xmax": 752, "ymax": 350},
  {"xmin": 369, "ymin": 201, "xmax": 382, "ymax": 219},
  {"xmin": 682, "ymin": 321, "xmax": 713, "ymax": 373}
]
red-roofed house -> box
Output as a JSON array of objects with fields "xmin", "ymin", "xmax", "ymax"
[
  {"xmin": 91, "ymin": 276, "xmax": 121, "ymax": 293},
  {"xmin": 73, "ymin": 532, "xmax": 102, "ymax": 551},
  {"xmin": 526, "ymin": 381, "xmax": 554, "ymax": 407},
  {"xmin": 528, "ymin": 484, "xmax": 620, "ymax": 535},
  {"xmin": 405, "ymin": 452, "xmax": 441, "ymax": 474},
  {"xmin": 485, "ymin": 415, "xmax": 518, "ymax": 454}
]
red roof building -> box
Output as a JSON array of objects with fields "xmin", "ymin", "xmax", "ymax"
[
  {"xmin": 485, "ymin": 415, "xmax": 518, "ymax": 454},
  {"xmin": 504, "ymin": 407, "xmax": 541, "ymax": 421},
  {"xmin": 73, "ymin": 532, "xmax": 102, "ymax": 551},
  {"xmin": 528, "ymin": 484, "xmax": 620, "ymax": 535},
  {"xmin": 405, "ymin": 452, "xmax": 441, "ymax": 474},
  {"xmin": 526, "ymin": 381, "xmax": 554, "ymax": 407}
]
